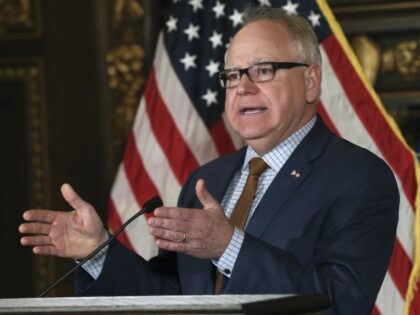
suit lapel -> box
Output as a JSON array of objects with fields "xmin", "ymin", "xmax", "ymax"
[
  {"xmin": 204, "ymin": 146, "xmax": 247, "ymax": 204},
  {"xmin": 246, "ymin": 118, "xmax": 333, "ymax": 238}
]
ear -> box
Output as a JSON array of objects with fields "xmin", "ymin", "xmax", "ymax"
[{"xmin": 304, "ymin": 64, "xmax": 321, "ymax": 104}]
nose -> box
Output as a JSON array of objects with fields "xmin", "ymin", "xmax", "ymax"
[{"xmin": 236, "ymin": 72, "xmax": 258, "ymax": 95}]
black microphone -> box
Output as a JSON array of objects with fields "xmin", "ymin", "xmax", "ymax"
[{"xmin": 39, "ymin": 195, "xmax": 163, "ymax": 297}]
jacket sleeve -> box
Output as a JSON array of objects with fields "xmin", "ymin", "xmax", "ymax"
[{"xmin": 75, "ymin": 240, "xmax": 181, "ymax": 296}]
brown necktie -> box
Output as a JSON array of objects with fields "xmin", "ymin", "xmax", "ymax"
[{"xmin": 214, "ymin": 157, "xmax": 268, "ymax": 294}]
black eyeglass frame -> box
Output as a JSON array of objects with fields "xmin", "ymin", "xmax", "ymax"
[{"xmin": 217, "ymin": 61, "xmax": 309, "ymax": 89}]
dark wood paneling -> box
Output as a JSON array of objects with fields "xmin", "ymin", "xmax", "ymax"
[
  {"xmin": 0, "ymin": 0, "xmax": 109, "ymax": 297},
  {"xmin": 41, "ymin": 0, "xmax": 108, "ymax": 296},
  {"xmin": 0, "ymin": 81, "xmax": 34, "ymax": 297},
  {"xmin": 43, "ymin": 0, "xmax": 108, "ymax": 215}
]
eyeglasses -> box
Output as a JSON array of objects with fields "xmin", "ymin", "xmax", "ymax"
[{"xmin": 218, "ymin": 61, "xmax": 309, "ymax": 89}]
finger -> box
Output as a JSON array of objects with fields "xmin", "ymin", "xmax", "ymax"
[
  {"xmin": 147, "ymin": 217, "xmax": 190, "ymax": 232},
  {"xmin": 195, "ymin": 179, "xmax": 219, "ymax": 209},
  {"xmin": 22, "ymin": 209, "xmax": 57, "ymax": 224},
  {"xmin": 19, "ymin": 222, "xmax": 51, "ymax": 235},
  {"xmin": 148, "ymin": 226, "xmax": 186, "ymax": 243},
  {"xmin": 33, "ymin": 245, "xmax": 59, "ymax": 256},
  {"xmin": 20, "ymin": 235, "xmax": 52, "ymax": 246},
  {"xmin": 153, "ymin": 207, "xmax": 195, "ymax": 220},
  {"xmin": 61, "ymin": 183, "xmax": 89, "ymax": 210},
  {"xmin": 155, "ymin": 238, "xmax": 188, "ymax": 253}
]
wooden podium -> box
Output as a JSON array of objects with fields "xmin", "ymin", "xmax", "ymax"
[{"xmin": 0, "ymin": 294, "xmax": 330, "ymax": 314}]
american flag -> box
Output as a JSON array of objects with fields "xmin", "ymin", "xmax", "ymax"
[{"xmin": 107, "ymin": 0, "xmax": 420, "ymax": 314}]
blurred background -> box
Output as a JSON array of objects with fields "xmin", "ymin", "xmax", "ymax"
[{"xmin": 0, "ymin": 0, "xmax": 419, "ymax": 298}]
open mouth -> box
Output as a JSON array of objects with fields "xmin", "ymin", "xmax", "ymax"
[{"xmin": 239, "ymin": 107, "xmax": 267, "ymax": 115}]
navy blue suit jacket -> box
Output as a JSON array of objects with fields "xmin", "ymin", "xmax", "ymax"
[{"xmin": 76, "ymin": 118, "xmax": 399, "ymax": 314}]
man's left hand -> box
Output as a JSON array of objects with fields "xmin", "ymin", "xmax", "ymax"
[{"xmin": 147, "ymin": 179, "xmax": 234, "ymax": 259}]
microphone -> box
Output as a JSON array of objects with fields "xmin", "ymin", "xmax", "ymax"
[{"xmin": 39, "ymin": 195, "xmax": 163, "ymax": 297}]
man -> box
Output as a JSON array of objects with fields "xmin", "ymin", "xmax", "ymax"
[{"xmin": 20, "ymin": 7, "xmax": 399, "ymax": 314}]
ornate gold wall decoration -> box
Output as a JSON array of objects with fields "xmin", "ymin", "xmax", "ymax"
[
  {"xmin": 352, "ymin": 36, "xmax": 420, "ymax": 84},
  {"xmin": 0, "ymin": 62, "xmax": 52, "ymax": 294},
  {"xmin": 382, "ymin": 39, "xmax": 420, "ymax": 81},
  {"xmin": 106, "ymin": 0, "xmax": 146, "ymax": 157},
  {"xmin": 113, "ymin": 0, "xmax": 144, "ymax": 25},
  {"xmin": 0, "ymin": 0, "xmax": 37, "ymax": 36},
  {"xmin": 107, "ymin": 42, "xmax": 145, "ymax": 149}
]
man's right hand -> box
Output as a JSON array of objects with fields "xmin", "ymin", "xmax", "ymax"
[{"xmin": 19, "ymin": 183, "xmax": 106, "ymax": 260}]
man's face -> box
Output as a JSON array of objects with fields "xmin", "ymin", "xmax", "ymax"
[{"xmin": 224, "ymin": 20, "xmax": 320, "ymax": 154}]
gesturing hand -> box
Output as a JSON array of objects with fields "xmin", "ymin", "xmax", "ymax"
[
  {"xmin": 147, "ymin": 179, "xmax": 234, "ymax": 259},
  {"xmin": 19, "ymin": 183, "xmax": 106, "ymax": 260}
]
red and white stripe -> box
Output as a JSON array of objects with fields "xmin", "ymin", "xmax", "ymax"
[{"xmin": 108, "ymin": 33, "xmax": 241, "ymax": 259}]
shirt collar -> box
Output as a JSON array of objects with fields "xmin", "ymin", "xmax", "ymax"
[{"xmin": 242, "ymin": 116, "xmax": 317, "ymax": 173}]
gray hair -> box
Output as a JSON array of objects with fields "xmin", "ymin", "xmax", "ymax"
[{"xmin": 242, "ymin": 5, "xmax": 322, "ymax": 66}]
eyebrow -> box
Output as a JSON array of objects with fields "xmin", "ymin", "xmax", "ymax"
[
  {"xmin": 224, "ymin": 58, "xmax": 274, "ymax": 70},
  {"xmin": 223, "ymin": 65, "xmax": 237, "ymax": 70},
  {"xmin": 250, "ymin": 57, "xmax": 272, "ymax": 64}
]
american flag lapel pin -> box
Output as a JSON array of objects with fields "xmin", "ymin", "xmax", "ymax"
[{"xmin": 290, "ymin": 170, "xmax": 301, "ymax": 178}]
